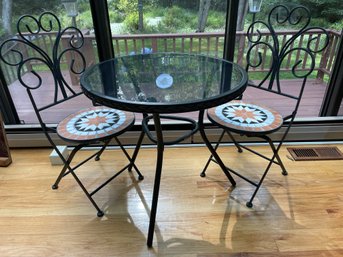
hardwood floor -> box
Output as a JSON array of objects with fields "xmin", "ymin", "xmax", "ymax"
[{"xmin": 1, "ymin": 144, "xmax": 343, "ymax": 256}]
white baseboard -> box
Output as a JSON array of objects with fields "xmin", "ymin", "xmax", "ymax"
[{"xmin": 6, "ymin": 123, "xmax": 343, "ymax": 148}]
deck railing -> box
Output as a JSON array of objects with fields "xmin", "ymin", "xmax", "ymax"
[{"xmin": 2, "ymin": 29, "xmax": 340, "ymax": 85}]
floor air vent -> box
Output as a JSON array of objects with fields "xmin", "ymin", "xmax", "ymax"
[{"xmin": 287, "ymin": 147, "xmax": 343, "ymax": 161}]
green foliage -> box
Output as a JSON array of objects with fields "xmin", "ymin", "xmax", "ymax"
[
  {"xmin": 259, "ymin": 0, "xmax": 343, "ymax": 24},
  {"xmin": 298, "ymin": 0, "xmax": 343, "ymax": 22},
  {"xmin": 123, "ymin": 12, "xmax": 152, "ymax": 33},
  {"xmin": 0, "ymin": 27, "xmax": 6, "ymax": 41},
  {"xmin": 206, "ymin": 11, "xmax": 226, "ymax": 30},
  {"xmin": 157, "ymin": 0, "xmax": 196, "ymax": 9},
  {"xmin": 116, "ymin": 0, "xmax": 148, "ymax": 32},
  {"xmin": 144, "ymin": 6, "xmax": 166, "ymax": 17},
  {"xmin": 4, "ymin": 0, "xmax": 342, "ymax": 36},
  {"xmin": 154, "ymin": 0, "xmax": 225, "ymax": 11},
  {"xmin": 117, "ymin": 0, "xmax": 138, "ymax": 13},
  {"xmin": 308, "ymin": 18, "xmax": 331, "ymax": 28},
  {"xmin": 159, "ymin": 6, "xmax": 197, "ymax": 33},
  {"xmin": 12, "ymin": 0, "xmax": 60, "ymax": 16},
  {"xmin": 210, "ymin": 0, "xmax": 227, "ymax": 12},
  {"xmin": 109, "ymin": 11, "xmax": 125, "ymax": 23},
  {"xmin": 77, "ymin": 0, "xmax": 92, "ymax": 13},
  {"xmin": 106, "ymin": 0, "xmax": 126, "ymax": 22},
  {"xmin": 124, "ymin": 12, "xmax": 140, "ymax": 32},
  {"xmin": 78, "ymin": 10, "xmax": 95, "ymax": 30},
  {"xmin": 321, "ymin": 8, "xmax": 343, "ymax": 23},
  {"xmin": 331, "ymin": 19, "xmax": 343, "ymax": 30}
]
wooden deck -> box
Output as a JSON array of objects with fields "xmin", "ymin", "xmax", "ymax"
[{"xmin": 8, "ymin": 71, "xmax": 330, "ymax": 125}]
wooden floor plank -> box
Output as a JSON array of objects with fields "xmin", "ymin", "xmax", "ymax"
[{"xmin": 0, "ymin": 145, "xmax": 342, "ymax": 256}]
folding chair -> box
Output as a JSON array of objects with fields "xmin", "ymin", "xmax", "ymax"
[
  {"xmin": 0, "ymin": 12, "xmax": 143, "ymax": 217},
  {"xmin": 200, "ymin": 4, "xmax": 329, "ymax": 207}
]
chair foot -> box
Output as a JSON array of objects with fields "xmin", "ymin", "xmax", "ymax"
[
  {"xmin": 238, "ymin": 149, "xmax": 243, "ymax": 153},
  {"xmin": 200, "ymin": 172, "xmax": 206, "ymax": 177},
  {"xmin": 52, "ymin": 184, "xmax": 58, "ymax": 190},
  {"xmin": 246, "ymin": 201, "xmax": 253, "ymax": 208},
  {"xmin": 138, "ymin": 175, "xmax": 144, "ymax": 181},
  {"xmin": 282, "ymin": 170, "xmax": 288, "ymax": 176},
  {"xmin": 97, "ymin": 211, "xmax": 104, "ymax": 217},
  {"xmin": 95, "ymin": 156, "xmax": 100, "ymax": 161}
]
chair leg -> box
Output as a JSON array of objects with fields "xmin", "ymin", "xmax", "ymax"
[
  {"xmin": 274, "ymin": 149, "xmax": 288, "ymax": 176},
  {"xmin": 52, "ymin": 145, "xmax": 82, "ymax": 189},
  {"xmin": 265, "ymin": 136, "xmax": 288, "ymax": 175},
  {"xmin": 114, "ymin": 136, "xmax": 144, "ymax": 180},
  {"xmin": 246, "ymin": 137, "xmax": 287, "ymax": 208},
  {"xmin": 94, "ymin": 138, "xmax": 111, "ymax": 161},
  {"xmin": 246, "ymin": 159, "xmax": 274, "ymax": 208},
  {"xmin": 128, "ymin": 130, "xmax": 145, "ymax": 172},
  {"xmin": 68, "ymin": 169, "xmax": 105, "ymax": 217},
  {"xmin": 226, "ymin": 130, "xmax": 243, "ymax": 153},
  {"xmin": 51, "ymin": 145, "xmax": 105, "ymax": 217},
  {"xmin": 200, "ymin": 129, "xmax": 226, "ymax": 177}
]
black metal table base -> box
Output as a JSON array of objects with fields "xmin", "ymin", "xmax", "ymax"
[
  {"xmin": 146, "ymin": 111, "xmax": 236, "ymax": 247},
  {"xmin": 145, "ymin": 113, "xmax": 200, "ymax": 247},
  {"xmin": 147, "ymin": 113, "xmax": 164, "ymax": 247}
]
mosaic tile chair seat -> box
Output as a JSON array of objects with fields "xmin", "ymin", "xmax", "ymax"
[
  {"xmin": 201, "ymin": 4, "xmax": 329, "ymax": 208},
  {"xmin": 0, "ymin": 12, "xmax": 143, "ymax": 217}
]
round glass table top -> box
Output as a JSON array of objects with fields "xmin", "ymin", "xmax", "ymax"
[{"xmin": 81, "ymin": 53, "xmax": 248, "ymax": 113}]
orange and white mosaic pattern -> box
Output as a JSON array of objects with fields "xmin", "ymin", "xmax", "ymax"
[
  {"xmin": 208, "ymin": 100, "xmax": 283, "ymax": 133},
  {"xmin": 57, "ymin": 106, "xmax": 134, "ymax": 142}
]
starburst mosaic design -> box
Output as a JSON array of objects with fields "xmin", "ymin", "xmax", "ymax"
[
  {"xmin": 69, "ymin": 109, "xmax": 125, "ymax": 135},
  {"xmin": 74, "ymin": 111, "xmax": 120, "ymax": 132},
  {"xmin": 215, "ymin": 102, "xmax": 275, "ymax": 128},
  {"xmin": 57, "ymin": 107, "xmax": 134, "ymax": 142},
  {"xmin": 61, "ymin": 108, "xmax": 127, "ymax": 138}
]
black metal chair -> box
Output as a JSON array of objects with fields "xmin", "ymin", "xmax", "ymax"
[
  {"xmin": 201, "ymin": 4, "xmax": 329, "ymax": 207},
  {"xmin": 0, "ymin": 12, "xmax": 143, "ymax": 217}
]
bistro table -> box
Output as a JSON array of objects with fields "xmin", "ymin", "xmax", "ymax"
[{"xmin": 80, "ymin": 52, "xmax": 248, "ymax": 247}]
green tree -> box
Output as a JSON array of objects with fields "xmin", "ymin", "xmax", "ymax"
[
  {"xmin": 1, "ymin": 0, "xmax": 13, "ymax": 35},
  {"xmin": 197, "ymin": 0, "xmax": 211, "ymax": 32},
  {"xmin": 116, "ymin": 0, "xmax": 144, "ymax": 32},
  {"xmin": 298, "ymin": 0, "xmax": 343, "ymax": 22},
  {"xmin": 260, "ymin": 0, "xmax": 343, "ymax": 23},
  {"xmin": 12, "ymin": 0, "xmax": 60, "ymax": 16}
]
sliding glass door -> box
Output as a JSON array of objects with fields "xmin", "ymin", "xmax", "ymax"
[
  {"xmin": 0, "ymin": 0, "xmax": 98, "ymax": 125},
  {"xmin": 0, "ymin": 0, "xmax": 342, "ymax": 127}
]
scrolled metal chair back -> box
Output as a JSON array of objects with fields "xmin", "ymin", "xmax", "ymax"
[
  {"xmin": 0, "ymin": 12, "xmax": 86, "ymax": 111},
  {"xmin": 246, "ymin": 4, "xmax": 329, "ymax": 104}
]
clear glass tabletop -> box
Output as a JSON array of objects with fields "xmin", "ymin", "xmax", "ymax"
[{"xmin": 81, "ymin": 53, "xmax": 247, "ymax": 113}]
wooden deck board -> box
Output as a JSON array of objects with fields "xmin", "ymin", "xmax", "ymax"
[{"xmin": 8, "ymin": 71, "xmax": 329, "ymax": 124}]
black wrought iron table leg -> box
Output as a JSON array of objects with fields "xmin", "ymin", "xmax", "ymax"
[
  {"xmin": 198, "ymin": 110, "xmax": 236, "ymax": 186},
  {"xmin": 147, "ymin": 113, "xmax": 164, "ymax": 247}
]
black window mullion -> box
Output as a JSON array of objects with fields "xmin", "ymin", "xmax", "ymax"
[
  {"xmin": 89, "ymin": 0, "xmax": 115, "ymax": 61},
  {"xmin": 320, "ymin": 31, "xmax": 343, "ymax": 116},
  {"xmin": 0, "ymin": 67, "xmax": 20, "ymax": 124},
  {"xmin": 223, "ymin": 0, "xmax": 239, "ymax": 62}
]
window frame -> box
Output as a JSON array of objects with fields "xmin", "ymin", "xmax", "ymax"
[
  {"xmin": 1, "ymin": 0, "xmax": 342, "ymax": 147},
  {"xmin": 320, "ymin": 30, "xmax": 343, "ymax": 116}
]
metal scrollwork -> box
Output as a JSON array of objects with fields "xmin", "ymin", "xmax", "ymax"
[
  {"xmin": 246, "ymin": 4, "xmax": 330, "ymax": 92},
  {"xmin": 0, "ymin": 12, "xmax": 85, "ymax": 101}
]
